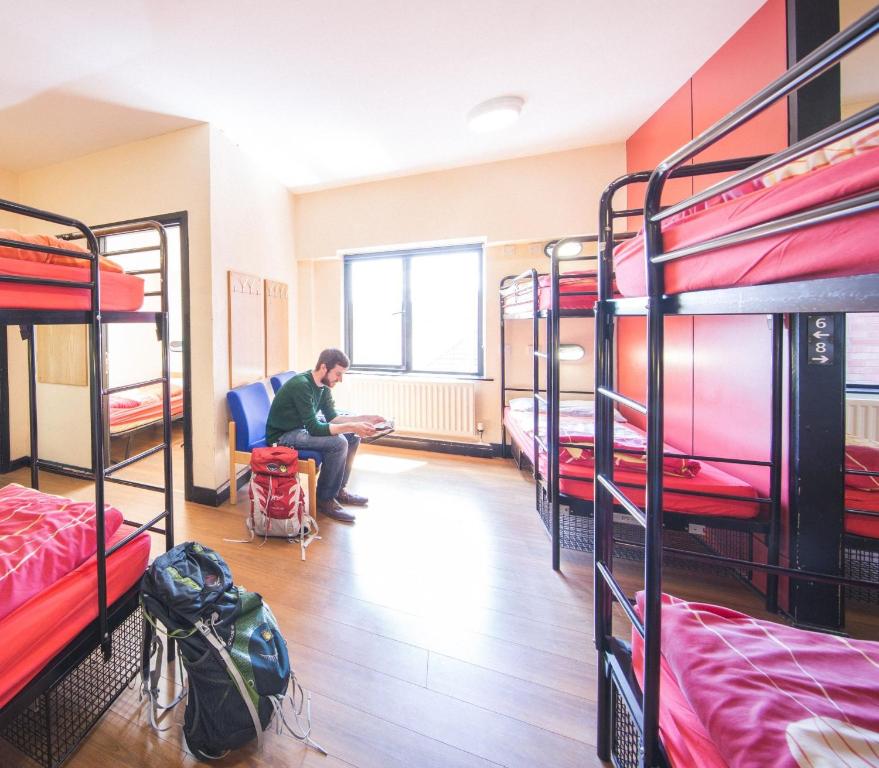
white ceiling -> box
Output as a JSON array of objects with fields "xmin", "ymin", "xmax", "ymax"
[{"xmin": 0, "ymin": 0, "xmax": 767, "ymax": 191}]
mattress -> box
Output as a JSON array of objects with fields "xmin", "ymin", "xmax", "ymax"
[
  {"xmin": 0, "ymin": 254, "xmax": 144, "ymax": 311},
  {"xmin": 0, "ymin": 523, "xmax": 150, "ymax": 708},
  {"xmin": 845, "ymin": 488, "xmax": 879, "ymax": 539},
  {"xmin": 504, "ymin": 407, "xmax": 761, "ymax": 519},
  {"xmin": 0, "ymin": 483, "xmax": 124, "ymax": 621},
  {"xmin": 614, "ymin": 143, "xmax": 879, "ymax": 297},
  {"xmin": 501, "ymin": 271, "xmax": 598, "ymax": 315},
  {"xmin": 109, "ymin": 379, "xmax": 184, "ymax": 434},
  {"xmin": 632, "ymin": 593, "xmax": 879, "ymax": 768},
  {"xmin": 632, "ymin": 623, "xmax": 729, "ymax": 768}
]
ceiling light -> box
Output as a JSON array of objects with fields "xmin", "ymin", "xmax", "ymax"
[
  {"xmin": 467, "ymin": 95, "xmax": 525, "ymax": 133},
  {"xmin": 544, "ymin": 240, "xmax": 583, "ymax": 259}
]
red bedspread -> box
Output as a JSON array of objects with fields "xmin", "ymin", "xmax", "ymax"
[
  {"xmin": 501, "ymin": 271, "xmax": 598, "ymax": 314},
  {"xmin": 845, "ymin": 435, "xmax": 879, "ymax": 539},
  {"xmin": 110, "ymin": 379, "xmax": 184, "ymax": 434},
  {"xmin": 846, "ymin": 487, "xmax": 879, "ymax": 539},
  {"xmin": 0, "ymin": 524, "xmax": 149, "ymax": 708},
  {"xmin": 614, "ymin": 144, "xmax": 879, "ymax": 296},
  {"xmin": 0, "ymin": 483, "xmax": 124, "ymax": 621},
  {"xmin": 632, "ymin": 622, "xmax": 728, "ymax": 768},
  {"xmin": 0, "ymin": 254, "xmax": 144, "ymax": 311},
  {"xmin": 504, "ymin": 408, "xmax": 761, "ymax": 518},
  {"xmin": 635, "ymin": 593, "xmax": 879, "ymax": 768}
]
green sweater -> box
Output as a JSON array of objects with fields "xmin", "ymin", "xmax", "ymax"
[{"xmin": 265, "ymin": 371, "xmax": 338, "ymax": 444}]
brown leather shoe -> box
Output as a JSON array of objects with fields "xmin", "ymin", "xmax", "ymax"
[
  {"xmin": 317, "ymin": 499, "xmax": 356, "ymax": 523},
  {"xmin": 336, "ymin": 488, "xmax": 368, "ymax": 506}
]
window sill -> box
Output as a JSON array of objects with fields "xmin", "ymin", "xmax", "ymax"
[{"xmin": 347, "ymin": 370, "xmax": 493, "ymax": 382}]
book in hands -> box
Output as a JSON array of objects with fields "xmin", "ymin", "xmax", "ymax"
[{"xmin": 364, "ymin": 419, "xmax": 395, "ymax": 443}]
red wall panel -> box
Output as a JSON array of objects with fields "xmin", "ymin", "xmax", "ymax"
[
  {"xmin": 693, "ymin": 315, "xmax": 773, "ymax": 495},
  {"xmin": 617, "ymin": 316, "xmax": 694, "ymax": 455},
  {"xmin": 626, "ymin": 82, "xmax": 694, "ymax": 214},
  {"xmin": 619, "ymin": 0, "xmax": 788, "ymax": 483},
  {"xmin": 691, "ymin": 0, "xmax": 788, "ymax": 192}
]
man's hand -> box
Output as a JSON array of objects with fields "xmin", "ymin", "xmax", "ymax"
[
  {"xmin": 363, "ymin": 415, "xmax": 387, "ymax": 426},
  {"xmin": 351, "ymin": 421, "xmax": 378, "ymax": 438}
]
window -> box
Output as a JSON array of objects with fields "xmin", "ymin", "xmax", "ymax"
[
  {"xmin": 847, "ymin": 313, "xmax": 879, "ymax": 392},
  {"xmin": 344, "ymin": 244, "xmax": 483, "ymax": 376}
]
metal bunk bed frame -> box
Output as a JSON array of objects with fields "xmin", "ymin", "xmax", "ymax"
[
  {"xmin": 0, "ymin": 199, "xmax": 175, "ymax": 768},
  {"xmin": 593, "ymin": 8, "xmax": 879, "ymax": 767},
  {"xmin": 499, "ymin": 239, "xmax": 599, "ymax": 570}
]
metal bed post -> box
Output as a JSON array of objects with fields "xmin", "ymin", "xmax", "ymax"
[
  {"xmin": 23, "ymin": 324, "xmax": 38, "ymax": 490},
  {"xmin": 642, "ymin": 166, "xmax": 666, "ymax": 767},
  {"xmin": 499, "ymin": 283, "xmax": 507, "ymax": 459},
  {"xmin": 594, "ymin": 190, "xmax": 618, "ymax": 762},
  {"xmin": 531, "ymin": 270, "xmax": 541, "ymax": 510},
  {"xmin": 766, "ymin": 314, "xmax": 784, "ymax": 612},
  {"xmin": 83, "ymin": 224, "xmax": 110, "ymax": 657},
  {"xmin": 548, "ymin": 252, "xmax": 560, "ymax": 570}
]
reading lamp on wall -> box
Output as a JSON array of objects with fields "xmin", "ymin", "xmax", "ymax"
[
  {"xmin": 544, "ymin": 240, "xmax": 583, "ymax": 259},
  {"xmin": 558, "ymin": 344, "xmax": 585, "ymax": 361}
]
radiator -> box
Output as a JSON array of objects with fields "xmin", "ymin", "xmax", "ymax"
[
  {"xmin": 338, "ymin": 376, "xmax": 477, "ymax": 440},
  {"xmin": 847, "ymin": 397, "xmax": 879, "ymax": 441}
]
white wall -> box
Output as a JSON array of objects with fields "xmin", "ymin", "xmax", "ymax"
[
  {"xmin": 207, "ymin": 127, "xmax": 298, "ymax": 485},
  {"xmin": 12, "ymin": 125, "xmax": 214, "ymax": 481},
  {"xmin": 293, "ymin": 143, "xmax": 625, "ymax": 442}
]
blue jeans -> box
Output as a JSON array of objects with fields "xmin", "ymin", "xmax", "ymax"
[{"xmin": 276, "ymin": 430, "xmax": 360, "ymax": 502}]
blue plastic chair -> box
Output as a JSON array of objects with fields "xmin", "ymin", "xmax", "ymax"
[
  {"xmin": 227, "ymin": 381, "xmax": 322, "ymax": 511},
  {"xmin": 269, "ymin": 370, "xmax": 297, "ymax": 394}
]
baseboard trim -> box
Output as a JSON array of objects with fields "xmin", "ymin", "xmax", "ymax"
[
  {"xmin": 369, "ymin": 435, "xmax": 497, "ymax": 458},
  {"xmin": 189, "ymin": 468, "xmax": 250, "ymax": 507},
  {"xmin": 2, "ymin": 455, "xmax": 31, "ymax": 473}
]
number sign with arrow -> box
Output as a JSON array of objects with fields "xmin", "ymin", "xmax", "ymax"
[{"xmin": 807, "ymin": 315, "xmax": 835, "ymax": 365}]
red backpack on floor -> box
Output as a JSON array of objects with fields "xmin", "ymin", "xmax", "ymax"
[{"xmin": 245, "ymin": 446, "xmax": 318, "ymax": 559}]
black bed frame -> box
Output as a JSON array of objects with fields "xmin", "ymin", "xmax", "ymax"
[
  {"xmin": 593, "ymin": 7, "xmax": 879, "ymax": 767},
  {"xmin": 0, "ymin": 200, "xmax": 175, "ymax": 767},
  {"xmin": 499, "ymin": 236, "xmax": 783, "ymax": 588},
  {"xmin": 499, "ymin": 240, "xmax": 600, "ymax": 569}
]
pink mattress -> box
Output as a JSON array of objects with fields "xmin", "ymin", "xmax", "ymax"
[
  {"xmin": 632, "ymin": 593, "xmax": 879, "ymax": 768},
  {"xmin": 0, "ymin": 483, "xmax": 124, "ymax": 621},
  {"xmin": 0, "ymin": 523, "xmax": 150, "ymax": 708},
  {"xmin": 614, "ymin": 144, "xmax": 879, "ymax": 296},
  {"xmin": 504, "ymin": 407, "xmax": 761, "ymax": 519},
  {"xmin": 0, "ymin": 254, "xmax": 144, "ymax": 311},
  {"xmin": 632, "ymin": 620, "xmax": 728, "ymax": 768},
  {"xmin": 501, "ymin": 271, "xmax": 598, "ymax": 315}
]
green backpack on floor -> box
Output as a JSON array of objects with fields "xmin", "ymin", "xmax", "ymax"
[{"xmin": 140, "ymin": 541, "xmax": 325, "ymax": 760}]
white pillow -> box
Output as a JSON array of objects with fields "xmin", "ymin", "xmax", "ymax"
[{"xmin": 508, "ymin": 397, "xmax": 627, "ymax": 422}]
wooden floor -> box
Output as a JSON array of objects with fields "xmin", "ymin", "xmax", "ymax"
[{"xmin": 1, "ymin": 428, "xmax": 877, "ymax": 767}]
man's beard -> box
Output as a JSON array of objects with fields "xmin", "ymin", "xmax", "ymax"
[{"xmin": 321, "ymin": 374, "xmax": 332, "ymax": 386}]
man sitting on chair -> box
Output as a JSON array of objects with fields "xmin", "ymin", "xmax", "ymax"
[{"xmin": 266, "ymin": 348, "xmax": 381, "ymax": 523}]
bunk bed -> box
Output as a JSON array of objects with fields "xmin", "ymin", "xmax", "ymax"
[
  {"xmin": 109, "ymin": 376, "xmax": 184, "ymax": 460},
  {"xmin": 500, "ymin": 239, "xmax": 772, "ymax": 579},
  {"xmin": 0, "ymin": 205, "xmax": 175, "ymax": 768},
  {"xmin": 499, "ymin": 239, "xmax": 600, "ymax": 569},
  {"xmin": 593, "ymin": 8, "xmax": 879, "ymax": 768}
]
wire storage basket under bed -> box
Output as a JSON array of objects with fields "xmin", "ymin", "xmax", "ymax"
[
  {"xmin": 536, "ymin": 485, "xmax": 758, "ymax": 581},
  {"xmin": 845, "ymin": 534, "xmax": 879, "ymax": 605},
  {"xmin": 0, "ymin": 599, "xmax": 143, "ymax": 768}
]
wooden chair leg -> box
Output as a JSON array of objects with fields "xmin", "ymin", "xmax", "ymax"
[
  {"xmin": 229, "ymin": 421, "xmax": 237, "ymax": 505},
  {"xmin": 301, "ymin": 459, "xmax": 318, "ymax": 519}
]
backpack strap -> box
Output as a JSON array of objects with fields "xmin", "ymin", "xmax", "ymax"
[{"xmin": 195, "ymin": 617, "xmax": 264, "ymax": 749}]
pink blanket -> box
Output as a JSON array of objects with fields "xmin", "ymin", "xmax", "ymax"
[
  {"xmin": 0, "ymin": 483, "xmax": 123, "ymax": 620},
  {"xmin": 639, "ymin": 593, "xmax": 879, "ymax": 768}
]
